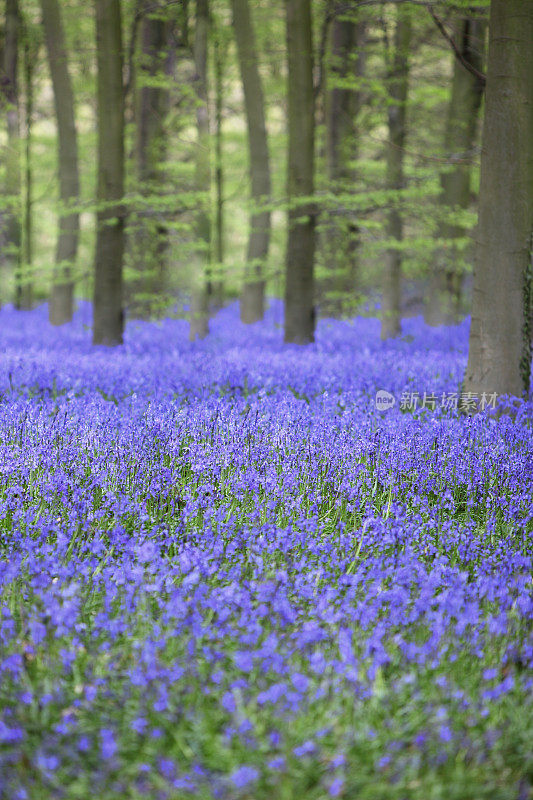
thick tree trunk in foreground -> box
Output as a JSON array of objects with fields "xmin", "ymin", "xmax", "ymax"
[
  {"xmin": 464, "ymin": 0, "xmax": 533, "ymax": 398},
  {"xmin": 232, "ymin": 0, "xmax": 271, "ymax": 325},
  {"xmin": 41, "ymin": 0, "xmax": 80, "ymax": 325},
  {"xmin": 93, "ymin": 0, "xmax": 125, "ymax": 346},
  {"xmin": 131, "ymin": 0, "xmax": 171, "ymax": 318},
  {"xmin": 2, "ymin": 0, "xmax": 22, "ymax": 306},
  {"xmin": 284, "ymin": 0, "xmax": 315, "ymax": 344},
  {"xmin": 425, "ymin": 17, "xmax": 485, "ymax": 326},
  {"xmin": 189, "ymin": 0, "xmax": 211, "ymax": 341},
  {"xmin": 324, "ymin": 6, "xmax": 366, "ymax": 316}
]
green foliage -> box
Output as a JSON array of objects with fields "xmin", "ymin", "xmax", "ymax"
[{"xmin": 1, "ymin": 0, "xmax": 487, "ymax": 316}]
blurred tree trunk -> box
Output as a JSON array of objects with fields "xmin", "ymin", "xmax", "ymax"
[
  {"xmin": 232, "ymin": 0, "xmax": 271, "ymax": 325},
  {"xmin": 324, "ymin": 4, "xmax": 366, "ymax": 316},
  {"xmin": 284, "ymin": 0, "xmax": 315, "ymax": 344},
  {"xmin": 130, "ymin": 0, "xmax": 172, "ymax": 319},
  {"xmin": 93, "ymin": 0, "xmax": 125, "ymax": 346},
  {"xmin": 2, "ymin": 0, "xmax": 22, "ymax": 307},
  {"xmin": 21, "ymin": 20, "xmax": 35, "ymax": 310},
  {"xmin": 213, "ymin": 21, "xmax": 224, "ymax": 296},
  {"xmin": 41, "ymin": 0, "xmax": 80, "ymax": 325},
  {"xmin": 464, "ymin": 0, "xmax": 533, "ymax": 398},
  {"xmin": 425, "ymin": 17, "xmax": 486, "ymax": 326},
  {"xmin": 380, "ymin": 6, "xmax": 411, "ymax": 340},
  {"xmin": 189, "ymin": 0, "xmax": 211, "ymax": 341}
]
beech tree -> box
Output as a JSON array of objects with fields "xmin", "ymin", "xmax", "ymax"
[
  {"xmin": 425, "ymin": 15, "xmax": 486, "ymax": 326},
  {"xmin": 464, "ymin": 0, "xmax": 532, "ymax": 398},
  {"xmin": 232, "ymin": 0, "xmax": 271, "ymax": 325},
  {"xmin": 93, "ymin": 0, "xmax": 125, "ymax": 346},
  {"xmin": 284, "ymin": 0, "xmax": 315, "ymax": 344},
  {"xmin": 189, "ymin": 0, "xmax": 211, "ymax": 341},
  {"xmin": 41, "ymin": 0, "xmax": 80, "ymax": 326},
  {"xmin": 380, "ymin": 5, "xmax": 411, "ymax": 340},
  {"xmin": 130, "ymin": 0, "xmax": 172, "ymax": 318},
  {"xmin": 21, "ymin": 12, "xmax": 40, "ymax": 313},
  {"xmin": 213, "ymin": 16, "xmax": 226, "ymax": 281},
  {"xmin": 2, "ymin": 0, "xmax": 22, "ymax": 307},
  {"xmin": 324, "ymin": 3, "xmax": 366, "ymax": 315}
]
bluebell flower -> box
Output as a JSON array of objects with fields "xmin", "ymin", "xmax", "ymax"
[{"xmin": 230, "ymin": 764, "xmax": 260, "ymax": 789}]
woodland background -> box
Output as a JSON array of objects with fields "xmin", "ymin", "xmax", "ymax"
[{"xmin": 0, "ymin": 0, "xmax": 531, "ymax": 396}]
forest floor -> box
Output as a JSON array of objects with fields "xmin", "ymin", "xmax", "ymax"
[{"xmin": 0, "ymin": 300, "xmax": 532, "ymax": 799}]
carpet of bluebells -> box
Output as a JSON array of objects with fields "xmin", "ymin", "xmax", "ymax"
[{"xmin": 0, "ymin": 300, "xmax": 532, "ymax": 800}]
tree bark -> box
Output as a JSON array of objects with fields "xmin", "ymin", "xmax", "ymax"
[
  {"xmin": 210, "ymin": 18, "xmax": 224, "ymax": 310},
  {"xmin": 189, "ymin": 0, "xmax": 211, "ymax": 341},
  {"xmin": 323, "ymin": 4, "xmax": 366, "ymax": 316},
  {"xmin": 380, "ymin": 6, "xmax": 411, "ymax": 340},
  {"xmin": 232, "ymin": 0, "xmax": 271, "ymax": 325},
  {"xmin": 464, "ymin": 0, "xmax": 533, "ymax": 398},
  {"xmin": 213, "ymin": 23, "xmax": 224, "ymax": 276},
  {"xmin": 41, "ymin": 0, "xmax": 80, "ymax": 325},
  {"xmin": 425, "ymin": 17, "xmax": 486, "ymax": 326},
  {"xmin": 21, "ymin": 22, "xmax": 34, "ymax": 310},
  {"xmin": 2, "ymin": 0, "xmax": 22, "ymax": 307},
  {"xmin": 130, "ymin": 0, "xmax": 172, "ymax": 319},
  {"xmin": 93, "ymin": 0, "xmax": 125, "ymax": 346},
  {"xmin": 284, "ymin": 0, "xmax": 315, "ymax": 344}
]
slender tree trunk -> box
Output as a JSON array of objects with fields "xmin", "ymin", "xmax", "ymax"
[
  {"xmin": 284, "ymin": 0, "xmax": 315, "ymax": 344},
  {"xmin": 136, "ymin": 2, "xmax": 170, "ymax": 187},
  {"xmin": 130, "ymin": 0, "xmax": 171, "ymax": 319},
  {"xmin": 21, "ymin": 26, "xmax": 33, "ymax": 309},
  {"xmin": 464, "ymin": 0, "xmax": 533, "ymax": 398},
  {"xmin": 324, "ymin": 5, "xmax": 366, "ymax": 316},
  {"xmin": 189, "ymin": 0, "xmax": 211, "ymax": 341},
  {"xmin": 41, "ymin": 0, "xmax": 80, "ymax": 325},
  {"xmin": 211, "ymin": 19, "xmax": 224, "ymax": 309},
  {"xmin": 214, "ymin": 28, "xmax": 223, "ymax": 268},
  {"xmin": 93, "ymin": 0, "xmax": 125, "ymax": 346},
  {"xmin": 425, "ymin": 17, "xmax": 486, "ymax": 326},
  {"xmin": 2, "ymin": 0, "xmax": 22, "ymax": 306},
  {"xmin": 232, "ymin": 0, "xmax": 271, "ymax": 324},
  {"xmin": 380, "ymin": 6, "xmax": 411, "ymax": 340}
]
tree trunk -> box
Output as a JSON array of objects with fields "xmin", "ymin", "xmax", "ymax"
[
  {"xmin": 93, "ymin": 0, "xmax": 125, "ymax": 346},
  {"xmin": 464, "ymin": 0, "xmax": 533, "ymax": 398},
  {"xmin": 284, "ymin": 0, "xmax": 315, "ymax": 344},
  {"xmin": 210, "ymin": 18, "xmax": 224, "ymax": 310},
  {"xmin": 21, "ymin": 24, "xmax": 34, "ymax": 310},
  {"xmin": 130, "ymin": 0, "xmax": 171, "ymax": 319},
  {"xmin": 214, "ymin": 24, "xmax": 224, "ymax": 269},
  {"xmin": 323, "ymin": 5, "xmax": 366, "ymax": 316},
  {"xmin": 41, "ymin": 0, "xmax": 80, "ymax": 325},
  {"xmin": 189, "ymin": 0, "xmax": 211, "ymax": 341},
  {"xmin": 2, "ymin": 0, "xmax": 22, "ymax": 307},
  {"xmin": 232, "ymin": 0, "xmax": 271, "ymax": 325},
  {"xmin": 425, "ymin": 17, "xmax": 486, "ymax": 326},
  {"xmin": 380, "ymin": 6, "xmax": 411, "ymax": 340}
]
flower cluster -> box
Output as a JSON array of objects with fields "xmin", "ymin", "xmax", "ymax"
[{"xmin": 0, "ymin": 301, "xmax": 531, "ymax": 799}]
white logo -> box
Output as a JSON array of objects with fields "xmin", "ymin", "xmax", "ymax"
[{"xmin": 375, "ymin": 390, "xmax": 395, "ymax": 411}]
